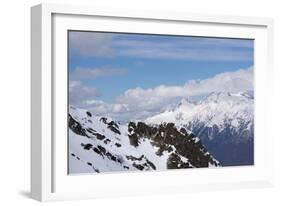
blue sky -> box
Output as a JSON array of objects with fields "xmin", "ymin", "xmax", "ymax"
[{"xmin": 68, "ymin": 31, "xmax": 253, "ymax": 120}]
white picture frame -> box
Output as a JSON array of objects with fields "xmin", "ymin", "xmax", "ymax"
[{"xmin": 31, "ymin": 3, "xmax": 274, "ymax": 202}]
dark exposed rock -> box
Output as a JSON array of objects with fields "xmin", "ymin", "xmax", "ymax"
[
  {"xmin": 107, "ymin": 121, "xmax": 121, "ymax": 134},
  {"xmin": 132, "ymin": 163, "xmax": 144, "ymax": 170},
  {"xmin": 81, "ymin": 143, "xmax": 93, "ymax": 150},
  {"xmin": 100, "ymin": 117, "xmax": 121, "ymax": 135},
  {"xmin": 128, "ymin": 122, "xmax": 139, "ymax": 147},
  {"xmin": 104, "ymin": 139, "xmax": 111, "ymax": 144},
  {"xmin": 85, "ymin": 127, "xmax": 106, "ymax": 141},
  {"xmin": 105, "ymin": 152, "xmax": 113, "ymax": 159},
  {"xmin": 86, "ymin": 111, "xmax": 92, "ymax": 117},
  {"xmin": 117, "ymin": 159, "xmax": 122, "ymax": 164},
  {"xmin": 145, "ymin": 158, "xmax": 156, "ymax": 170},
  {"xmin": 97, "ymin": 145, "xmax": 106, "ymax": 154},
  {"xmin": 116, "ymin": 155, "xmax": 124, "ymax": 164},
  {"xmin": 108, "ymin": 121, "xmax": 119, "ymax": 129},
  {"xmin": 103, "ymin": 151, "xmax": 121, "ymax": 163},
  {"xmin": 93, "ymin": 147, "xmax": 102, "ymax": 156},
  {"xmin": 126, "ymin": 155, "xmax": 144, "ymax": 161},
  {"xmin": 100, "ymin": 117, "xmax": 107, "ymax": 124},
  {"xmin": 155, "ymin": 149, "xmax": 163, "ymax": 156},
  {"xmin": 128, "ymin": 132, "xmax": 139, "ymax": 147},
  {"xmin": 86, "ymin": 128, "xmax": 96, "ymax": 134},
  {"xmin": 108, "ymin": 126, "xmax": 121, "ymax": 135},
  {"xmin": 115, "ymin": 143, "xmax": 122, "ymax": 147},
  {"xmin": 68, "ymin": 114, "xmax": 87, "ymax": 136},
  {"xmin": 94, "ymin": 168, "xmax": 100, "ymax": 173},
  {"xmin": 128, "ymin": 121, "xmax": 136, "ymax": 132},
  {"xmin": 180, "ymin": 127, "xmax": 188, "ymax": 136},
  {"xmin": 111, "ymin": 155, "xmax": 117, "ymax": 162},
  {"xmin": 87, "ymin": 162, "xmax": 92, "ymax": 166},
  {"xmin": 126, "ymin": 155, "xmax": 156, "ymax": 170},
  {"xmin": 167, "ymin": 153, "xmax": 192, "ymax": 169},
  {"xmin": 155, "ymin": 144, "xmax": 173, "ymax": 156},
  {"xmin": 95, "ymin": 133, "xmax": 106, "ymax": 140}
]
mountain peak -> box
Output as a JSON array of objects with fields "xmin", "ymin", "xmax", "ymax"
[
  {"xmin": 238, "ymin": 91, "xmax": 254, "ymax": 99},
  {"xmin": 146, "ymin": 91, "xmax": 253, "ymax": 129},
  {"xmin": 203, "ymin": 91, "xmax": 253, "ymax": 103},
  {"xmin": 175, "ymin": 97, "xmax": 194, "ymax": 108}
]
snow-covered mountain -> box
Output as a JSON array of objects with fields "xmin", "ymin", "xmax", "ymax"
[
  {"xmin": 68, "ymin": 106, "xmax": 220, "ymax": 174},
  {"xmin": 146, "ymin": 92, "xmax": 254, "ymax": 166}
]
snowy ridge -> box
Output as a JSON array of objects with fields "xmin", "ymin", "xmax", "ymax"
[
  {"xmin": 146, "ymin": 91, "xmax": 254, "ymax": 138},
  {"xmin": 68, "ymin": 106, "xmax": 220, "ymax": 174},
  {"xmin": 145, "ymin": 91, "xmax": 254, "ymax": 166}
]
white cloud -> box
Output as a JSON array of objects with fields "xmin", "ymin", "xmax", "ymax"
[
  {"xmin": 184, "ymin": 67, "xmax": 253, "ymax": 95},
  {"xmin": 69, "ymin": 81, "xmax": 100, "ymax": 106},
  {"xmin": 84, "ymin": 99, "xmax": 131, "ymax": 119},
  {"xmin": 70, "ymin": 66, "xmax": 127, "ymax": 80},
  {"xmin": 116, "ymin": 67, "xmax": 253, "ymax": 106}
]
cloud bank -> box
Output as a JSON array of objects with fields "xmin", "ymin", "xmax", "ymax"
[
  {"xmin": 69, "ymin": 66, "xmax": 127, "ymax": 106},
  {"xmin": 69, "ymin": 81, "xmax": 100, "ymax": 106},
  {"xmin": 70, "ymin": 67, "xmax": 253, "ymax": 121}
]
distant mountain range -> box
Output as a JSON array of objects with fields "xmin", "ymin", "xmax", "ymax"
[{"xmin": 146, "ymin": 91, "xmax": 254, "ymax": 166}]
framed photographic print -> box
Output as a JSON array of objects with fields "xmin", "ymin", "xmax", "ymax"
[{"xmin": 31, "ymin": 3, "xmax": 274, "ymax": 201}]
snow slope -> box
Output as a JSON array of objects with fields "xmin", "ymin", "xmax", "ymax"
[{"xmin": 68, "ymin": 106, "xmax": 219, "ymax": 174}]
